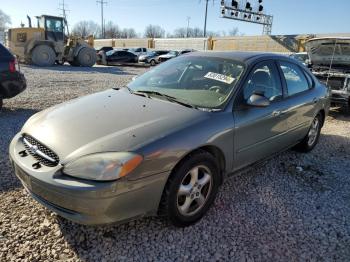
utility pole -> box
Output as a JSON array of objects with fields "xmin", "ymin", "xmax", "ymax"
[
  {"xmin": 59, "ymin": 0, "xmax": 70, "ymax": 36},
  {"xmin": 186, "ymin": 16, "xmax": 191, "ymax": 38},
  {"xmin": 203, "ymin": 0, "xmax": 209, "ymax": 37},
  {"xmin": 97, "ymin": 0, "xmax": 108, "ymax": 38}
]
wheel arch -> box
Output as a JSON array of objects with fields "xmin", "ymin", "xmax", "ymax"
[
  {"xmin": 168, "ymin": 145, "xmax": 226, "ymax": 186},
  {"xmin": 157, "ymin": 145, "xmax": 226, "ymax": 216},
  {"xmin": 27, "ymin": 40, "xmax": 57, "ymax": 55}
]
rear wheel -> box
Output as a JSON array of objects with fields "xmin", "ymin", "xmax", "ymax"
[
  {"xmin": 159, "ymin": 150, "xmax": 220, "ymax": 227},
  {"xmin": 295, "ymin": 114, "xmax": 322, "ymax": 152},
  {"xmin": 31, "ymin": 45, "xmax": 56, "ymax": 67},
  {"xmin": 77, "ymin": 48, "xmax": 97, "ymax": 67}
]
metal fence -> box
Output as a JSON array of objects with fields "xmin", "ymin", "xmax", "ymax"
[{"xmin": 92, "ymin": 33, "xmax": 350, "ymax": 53}]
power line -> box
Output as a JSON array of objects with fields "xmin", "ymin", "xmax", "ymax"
[{"xmin": 97, "ymin": 0, "xmax": 108, "ymax": 38}]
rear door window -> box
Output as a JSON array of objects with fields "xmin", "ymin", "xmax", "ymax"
[{"xmin": 279, "ymin": 61, "xmax": 310, "ymax": 96}]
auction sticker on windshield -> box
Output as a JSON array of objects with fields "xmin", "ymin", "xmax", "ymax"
[{"xmin": 204, "ymin": 72, "xmax": 235, "ymax": 84}]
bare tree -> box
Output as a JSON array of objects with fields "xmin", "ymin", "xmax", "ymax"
[
  {"xmin": 228, "ymin": 27, "xmax": 239, "ymax": 36},
  {"xmin": 190, "ymin": 27, "xmax": 204, "ymax": 38},
  {"xmin": 72, "ymin": 20, "xmax": 100, "ymax": 38},
  {"xmin": 144, "ymin": 25, "xmax": 165, "ymax": 38},
  {"xmin": 125, "ymin": 28, "xmax": 137, "ymax": 38},
  {"xmin": 173, "ymin": 27, "xmax": 187, "ymax": 38},
  {"xmin": 104, "ymin": 21, "xmax": 120, "ymax": 38},
  {"xmin": 0, "ymin": 9, "xmax": 11, "ymax": 31}
]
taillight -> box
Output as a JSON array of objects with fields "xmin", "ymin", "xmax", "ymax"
[{"xmin": 9, "ymin": 59, "xmax": 16, "ymax": 73}]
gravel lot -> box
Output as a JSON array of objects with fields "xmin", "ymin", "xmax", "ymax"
[{"xmin": 1, "ymin": 65, "xmax": 350, "ymax": 261}]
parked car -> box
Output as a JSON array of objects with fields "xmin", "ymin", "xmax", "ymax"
[
  {"xmin": 10, "ymin": 52, "xmax": 329, "ymax": 227},
  {"xmin": 179, "ymin": 49, "xmax": 196, "ymax": 55},
  {"xmin": 96, "ymin": 46, "xmax": 114, "ymax": 54},
  {"xmin": 289, "ymin": 52, "xmax": 310, "ymax": 66},
  {"xmin": 158, "ymin": 50, "xmax": 179, "ymax": 63},
  {"xmin": 99, "ymin": 50, "xmax": 138, "ymax": 65},
  {"xmin": 138, "ymin": 50, "xmax": 169, "ymax": 66},
  {"xmin": 0, "ymin": 43, "xmax": 26, "ymax": 109},
  {"xmin": 305, "ymin": 37, "xmax": 350, "ymax": 112},
  {"xmin": 128, "ymin": 47, "xmax": 148, "ymax": 57}
]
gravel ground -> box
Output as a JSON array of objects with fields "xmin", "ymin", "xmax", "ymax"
[{"xmin": 1, "ymin": 65, "xmax": 350, "ymax": 261}]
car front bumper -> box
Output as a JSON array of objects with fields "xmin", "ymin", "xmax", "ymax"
[{"xmin": 9, "ymin": 133, "xmax": 169, "ymax": 225}]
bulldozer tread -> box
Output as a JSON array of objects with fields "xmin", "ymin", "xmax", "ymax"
[
  {"xmin": 76, "ymin": 47, "xmax": 97, "ymax": 67},
  {"xmin": 31, "ymin": 45, "xmax": 56, "ymax": 67}
]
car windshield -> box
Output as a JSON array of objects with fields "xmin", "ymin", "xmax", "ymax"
[
  {"xmin": 106, "ymin": 50, "xmax": 116, "ymax": 56},
  {"xmin": 128, "ymin": 56, "xmax": 245, "ymax": 109},
  {"xmin": 168, "ymin": 51, "xmax": 178, "ymax": 56}
]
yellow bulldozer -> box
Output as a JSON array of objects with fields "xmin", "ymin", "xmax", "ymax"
[{"xmin": 7, "ymin": 15, "xmax": 96, "ymax": 67}]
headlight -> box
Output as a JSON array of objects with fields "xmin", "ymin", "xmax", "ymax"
[{"xmin": 63, "ymin": 152, "xmax": 143, "ymax": 181}]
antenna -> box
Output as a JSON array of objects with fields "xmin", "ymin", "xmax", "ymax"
[
  {"xmin": 97, "ymin": 0, "xmax": 108, "ymax": 38},
  {"xmin": 326, "ymin": 38, "xmax": 338, "ymax": 87}
]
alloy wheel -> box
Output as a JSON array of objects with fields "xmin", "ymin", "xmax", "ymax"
[
  {"xmin": 308, "ymin": 117, "xmax": 320, "ymax": 146},
  {"xmin": 176, "ymin": 165, "xmax": 212, "ymax": 216}
]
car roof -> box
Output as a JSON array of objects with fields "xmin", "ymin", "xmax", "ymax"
[{"xmin": 187, "ymin": 51, "xmax": 288, "ymax": 63}]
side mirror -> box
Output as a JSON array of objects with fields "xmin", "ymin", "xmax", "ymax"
[{"xmin": 247, "ymin": 93, "xmax": 270, "ymax": 107}]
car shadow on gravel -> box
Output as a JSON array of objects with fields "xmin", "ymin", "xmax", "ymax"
[
  {"xmin": 328, "ymin": 108, "xmax": 350, "ymax": 122},
  {"xmin": 23, "ymin": 65, "xmax": 137, "ymax": 75},
  {"xmin": 53, "ymin": 133, "xmax": 350, "ymax": 261},
  {"xmin": 0, "ymin": 108, "xmax": 39, "ymax": 192}
]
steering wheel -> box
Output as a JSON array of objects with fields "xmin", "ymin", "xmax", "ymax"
[{"xmin": 209, "ymin": 86, "xmax": 224, "ymax": 93}]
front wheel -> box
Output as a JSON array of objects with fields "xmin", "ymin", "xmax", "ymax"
[
  {"xmin": 77, "ymin": 48, "xmax": 97, "ymax": 67},
  {"xmin": 295, "ymin": 114, "xmax": 322, "ymax": 152},
  {"xmin": 159, "ymin": 150, "xmax": 220, "ymax": 227},
  {"xmin": 150, "ymin": 60, "xmax": 156, "ymax": 66}
]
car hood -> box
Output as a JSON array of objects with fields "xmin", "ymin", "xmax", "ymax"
[
  {"xmin": 159, "ymin": 54, "xmax": 176, "ymax": 58},
  {"xmin": 139, "ymin": 54, "xmax": 153, "ymax": 60},
  {"xmin": 22, "ymin": 89, "xmax": 207, "ymax": 164},
  {"xmin": 305, "ymin": 38, "xmax": 350, "ymax": 66}
]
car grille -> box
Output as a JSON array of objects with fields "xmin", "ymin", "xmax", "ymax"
[{"xmin": 22, "ymin": 134, "xmax": 60, "ymax": 167}]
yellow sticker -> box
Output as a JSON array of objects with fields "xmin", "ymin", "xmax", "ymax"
[{"xmin": 204, "ymin": 72, "xmax": 235, "ymax": 84}]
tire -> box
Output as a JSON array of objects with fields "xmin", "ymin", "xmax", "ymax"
[
  {"xmin": 159, "ymin": 150, "xmax": 220, "ymax": 227},
  {"xmin": 295, "ymin": 114, "xmax": 322, "ymax": 152},
  {"xmin": 31, "ymin": 45, "xmax": 56, "ymax": 67},
  {"xmin": 150, "ymin": 60, "xmax": 156, "ymax": 66},
  {"xmin": 76, "ymin": 48, "xmax": 97, "ymax": 67}
]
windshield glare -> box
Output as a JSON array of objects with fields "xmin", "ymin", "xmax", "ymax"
[{"xmin": 128, "ymin": 56, "xmax": 245, "ymax": 109}]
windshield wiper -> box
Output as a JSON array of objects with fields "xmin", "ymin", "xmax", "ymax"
[{"xmin": 135, "ymin": 90, "xmax": 198, "ymax": 109}]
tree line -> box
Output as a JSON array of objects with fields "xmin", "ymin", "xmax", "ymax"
[
  {"xmin": 0, "ymin": 8, "xmax": 241, "ymax": 40},
  {"xmin": 72, "ymin": 20, "xmax": 242, "ymax": 39}
]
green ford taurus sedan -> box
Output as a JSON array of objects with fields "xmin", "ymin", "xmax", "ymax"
[{"xmin": 10, "ymin": 52, "xmax": 330, "ymax": 227}]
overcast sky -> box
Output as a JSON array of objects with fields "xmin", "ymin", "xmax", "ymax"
[{"xmin": 2, "ymin": 0, "xmax": 350, "ymax": 36}]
